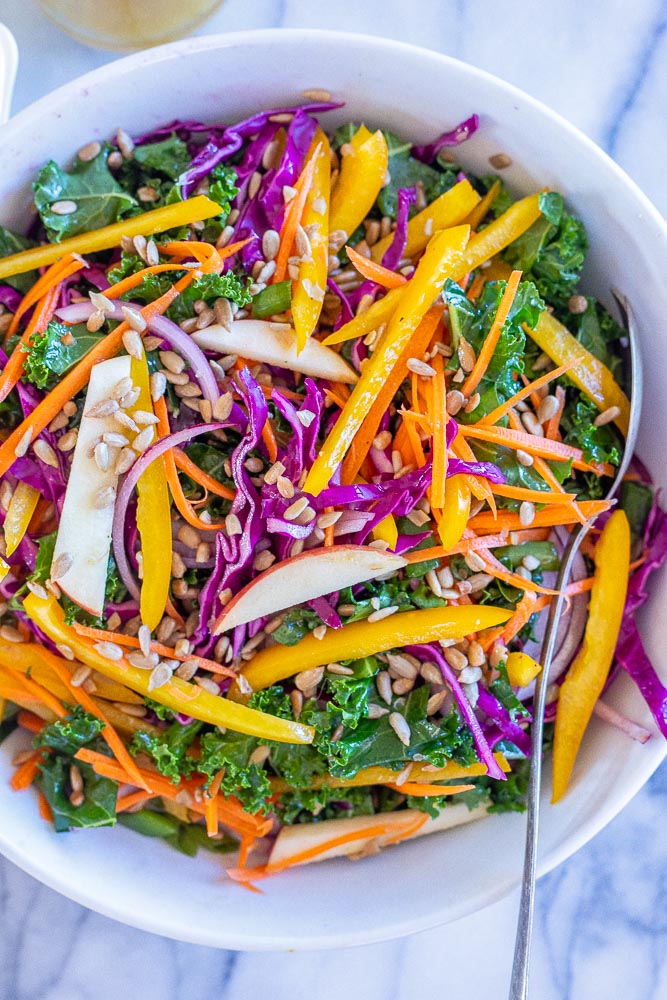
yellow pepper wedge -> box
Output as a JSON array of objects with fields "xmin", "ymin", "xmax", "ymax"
[
  {"xmin": 329, "ymin": 128, "xmax": 388, "ymax": 238},
  {"xmin": 240, "ymin": 603, "xmax": 511, "ymax": 691},
  {"xmin": 22, "ymin": 592, "xmax": 315, "ymax": 744},
  {"xmin": 0, "ymin": 196, "xmax": 222, "ymax": 280},
  {"xmin": 129, "ymin": 354, "xmax": 172, "ymax": 631},
  {"xmin": 370, "ymin": 179, "xmax": 480, "ymax": 263},
  {"xmin": 3, "ymin": 481, "xmax": 40, "ymax": 557},
  {"xmin": 371, "ymin": 512, "xmax": 399, "ymax": 550},
  {"xmin": 324, "ymin": 193, "xmax": 543, "ymax": 348},
  {"xmin": 437, "ymin": 475, "xmax": 471, "ymax": 549},
  {"xmin": 527, "ymin": 311, "xmax": 630, "ymax": 436},
  {"xmin": 0, "ymin": 556, "xmax": 9, "ymax": 584},
  {"xmin": 551, "ymin": 510, "xmax": 630, "ymax": 803},
  {"xmin": 506, "ymin": 651, "xmax": 542, "ymax": 689},
  {"xmin": 269, "ymin": 753, "xmax": 511, "ymax": 793},
  {"xmin": 292, "ymin": 129, "xmax": 331, "ymax": 352},
  {"xmin": 304, "ymin": 225, "xmax": 470, "ymax": 495}
]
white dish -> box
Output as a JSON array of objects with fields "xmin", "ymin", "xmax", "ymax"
[{"xmin": 0, "ymin": 29, "xmax": 665, "ymax": 950}]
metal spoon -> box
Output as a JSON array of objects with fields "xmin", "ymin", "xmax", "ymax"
[
  {"xmin": 0, "ymin": 23, "xmax": 17, "ymax": 125},
  {"xmin": 508, "ymin": 291, "xmax": 642, "ymax": 1000}
]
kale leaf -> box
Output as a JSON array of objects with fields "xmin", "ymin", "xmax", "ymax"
[
  {"xmin": 570, "ymin": 297, "xmax": 624, "ymax": 379},
  {"xmin": 377, "ymin": 130, "xmax": 458, "ymax": 218},
  {"xmin": 34, "ymin": 707, "xmax": 118, "ymax": 832},
  {"xmin": 271, "ymin": 607, "xmax": 324, "ymax": 646},
  {"xmin": 22, "ymin": 320, "xmax": 105, "ymax": 389},
  {"xmin": 278, "ymin": 784, "xmax": 376, "ymax": 824},
  {"xmin": 207, "ymin": 164, "xmax": 240, "ymax": 221},
  {"xmin": 562, "ymin": 394, "xmax": 621, "ymax": 466},
  {"xmin": 196, "ymin": 730, "xmax": 272, "ymax": 813},
  {"xmin": 33, "ymin": 149, "xmax": 136, "ymax": 241},
  {"xmin": 621, "ymin": 480, "xmax": 653, "ymax": 548},
  {"xmin": 130, "ymin": 719, "xmax": 202, "ymax": 783},
  {"xmin": 133, "ymin": 135, "xmax": 191, "ymax": 180}
]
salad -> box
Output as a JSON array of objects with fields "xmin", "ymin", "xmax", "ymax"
[{"xmin": 0, "ymin": 95, "xmax": 665, "ymax": 883}]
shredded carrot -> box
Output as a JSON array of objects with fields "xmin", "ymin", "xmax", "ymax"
[
  {"xmin": 341, "ymin": 307, "xmax": 443, "ymax": 483},
  {"xmin": 116, "ymin": 790, "xmax": 154, "ymax": 813},
  {"xmin": 3, "ymin": 254, "xmax": 83, "ymax": 347},
  {"xmin": 47, "ymin": 656, "xmax": 151, "ymax": 792},
  {"xmin": 101, "ymin": 262, "xmax": 197, "ymax": 299},
  {"xmin": 467, "ymin": 499, "xmax": 610, "ymax": 535},
  {"xmin": 323, "ymin": 388, "xmax": 348, "ymax": 409},
  {"xmin": 0, "ymin": 271, "xmax": 197, "ymax": 480},
  {"xmin": 227, "ymin": 815, "xmax": 428, "ymax": 882},
  {"xmin": 10, "ymin": 750, "xmax": 44, "ymax": 791},
  {"xmin": 449, "ymin": 434, "xmax": 497, "ymax": 514},
  {"xmin": 237, "ymin": 835, "xmax": 257, "ymax": 869},
  {"xmin": 171, "ymin": 449, "xmax": 235, "ymax": 500},
  {"xmin": 70, "ymin": 622, "xmax": 236, "ymax": 678},
  {"xmin": 38, "ymin": 790, "xmax": 54, "ymax": 823},
  {"xmin": 345, "ymin": 245, "xmax": 407, "ymax": 289},
  {"xmin": 480, "ymin": 592, "xmax": 542, "ymax": 652},
  {"xmin": 0, "ymin": 283, "xmax": 61, "ymax": 402},
  {"xmin": 460, "ymin": 270, "xmax": 522, "ymax": 397},
  {"xmin": 457, "ymin": 421, "xmax": 592, "ymax": 466},
  {"xmin": 490, "ymin": 483, "xmax": 578, "ymax": 505},
  {"xmin": 476, "ymin": 547, "xmax": 561, "ymax": 595},
  {"xmin": 0, "ymin": 664, "xmax": 67, "ymax": 718},
  {"xmin": 545, "ymin": 384, "xmax": 566, "ymax": 440},
  {"xmin": 17, "ymin": 709, "xmax": 47, "ymax": 734},
  {"xmin": 466, "ymin": 272, "xmax": 486, "ymax": 301},
  {"xmin": 401, "ymin": 410, "xmax": 427, "ymax": 468},
  {"xmin": 205, "ymin": 791, "xmax": 219, "ymax": 837},
  {"xmin": 273, "ymin": 155, "xmax": 317, "ymax": 283},
  {"xmin": 76, "ymin": 747, "xmax": 270, "ymax": 838},
  {"xmin": 480, "ymin": 359, "xmax": 583, "ymax": 426},
  {"xmin": 323, "ymin": 506, "xmax": 336, "ymax": 547},
  {"xmin": 261, "ymin": 418, "xmax": 278, "ymax": 463}
]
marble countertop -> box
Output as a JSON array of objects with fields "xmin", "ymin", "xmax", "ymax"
[{"xmin": 1, "ymin": 2, "xmax": 666, "ymax": 997}]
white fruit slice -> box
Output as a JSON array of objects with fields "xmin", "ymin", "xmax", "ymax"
[
  {"xmin": 51, "ymin": 355, "xmax": 132, "ymax": 616},
  {"xmin": 213, "ymin": 544, "xmax": 407, "ymax": 634},
  {"xmin": 268, "ymin": 804, "xmax": 489, "ymax": 868},
  {"xmin": 192, "ymin": 320, "xmax": 358, "ymax": 384}
]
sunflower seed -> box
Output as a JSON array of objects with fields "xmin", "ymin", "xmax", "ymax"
[
  {"xmin": 114, "ymin": 448, "xmax": 135, "ymax": 475},
  {"xmin": 94, "ymin": 641, "xmax": 124, "ymax": 661},
  {"xmin": 149, "ymin": 663, "xmax": 174, "ymax": 690},
  {"xmin": 568, "ymin": 294, "xmax": 588, "ymax": 315},
  {"xmin": 102, "ymin": 432, "xmax": 130, "ymax": 448},
  {"xmin": 122, "ymin": 328, "xmax": 144, "ymax": 359},
  {"xmin": 443, "ymin": 647, "xmax": 468, "ymax": 671},
  {"xmin": 138, "ymin": 624, "xmax": 152, "ymax": 657},
  {"xmin": 261, "ymin": 229, "xmax": 280, "ymax": 261},
  {"xmin": 159, "ymin": 350, "xmax": 185, "ymax": 374},
  {"xmin": 51, "ymin": 200, "xmax": 78, "ymax": 216},
  {"xmin": 406, "ymin": 357, "xmax": 436, "ymax": 377},
  {"xmin": 86, "ymin": 399, "xmax": 119, "ymax": 418},
  {"xmin": 427, "ymin": 690, "xmax": 448, "ymax": 715},
  {"xmin": 127, "ymin": 650, "xmax": 160, "ymax": 669},
  {"xmin": 33, "ymin": 439, "xmax": 59, "ymax": 468},
  {"xmin": 149, "ymin": 372, "xmax": 167, "ymax": 401},
  {"xmin": 132, "ymin": 427, "xmax": 154, "ymax": 454},
  {"xmin": 116, "ymin": 128, "xmax": 135, "ymax": 158},
  {"xmin": 457, "ymin": 338, "xmax": 476, "ymax": 372},
  {"xmin": 93, "ymin": 485, "xmax": 116, "ymax": 509},
  {"xmin": 467, "ymin": 641, "xmax": 487, "ymax": 668},
  {"xmin": 516, "ymin": 448, "xmax": 534, "ymax": 467},
  {"xmin": 519, "ymin": 501, "xmax": 536, "ymax": 527},
  {"xmin": 78, "ymin": 140, "xmax": 101, "ymax": 162},
  {"xmin": 521, "ymin": 411, "xmax": 544, "ymax": 437},
  {"xmin": 594, "ymin": 405, "xmax": 621, "ymax": 428},
  {"xmin": 367, "ymin": 605, "xmax": 398, "ymax": 623},
  {"xmin": 376, "ymin": 670, "xmax": 393, "ymax": 704},
  {"xmin": 389, "ymin": 712, "xmax": 411, "ymax": 746},
  {"xmin": 537, "ymin": 394, "xmax": 560, "ymax": 424},
  {"xmin": 133, "ymin": 409, "xmax": 159, "ymax": 426},
  {"xmin": 489, "ymin": 152, "xmax": 512, "ymax": 169},
  {"xmin": 93, "ymin": 441, "xmax": 110, "ymax": 472},
  {"xmin": 445, "ymin": 389, "xmax": 465, "ymax": 415}
]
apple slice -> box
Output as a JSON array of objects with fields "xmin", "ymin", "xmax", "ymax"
[
  {"xmin": 192, "ymin": 320, "xmax": 358, "ymax": 384},
  {"xmin": 268, "ymin": 804, "xmax": 489, "ymax": 868},
  {"xmin": 51, "ymin": 355, "xmax": 132, "ymax": 617},
  {"xmin": 213, "ymin": 544, "xmax": 407, "ymax": 634}
]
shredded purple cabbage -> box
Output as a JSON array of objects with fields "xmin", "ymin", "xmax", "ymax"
[
  {"xmin": 381, "ymin": 187, "xmax": 417, "ymax": 271},
  {"xmin": 411, "ymin": 114, "xmax": 479, "ymax": 164},
  {"xmin": 476, "ymin": 688, "xmax": 532, "ymax": 756},
  {"xmin": 0, "ymin": 285, "xmax": 22, "ymax": 312},
  {"xmin": 405, "ymin": 643, "xmax": 506, "ymax": 780}
]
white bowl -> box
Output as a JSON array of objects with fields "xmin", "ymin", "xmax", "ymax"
[{"xmin": 0, "ymin": 29, "xmax": 665, "ymax": 950}]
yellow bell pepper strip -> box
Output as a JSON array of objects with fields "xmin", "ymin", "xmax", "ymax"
[
  {"xmin": 304, "ymin": 225, "xmax": 470, "ymax": 495},
  {"xmin": 0, "ymin": 196, "xmax": 223, "ymax": 281},
  {"xmin": 324, "ymin": 193, "xmax": 543, "ymax": 348},
  {"xmin": 292, "ymin": 129, "xmax": 331, "ymax": 352},
  {"xmin": 22, "ymin": 592, "xmax": 315, "ymax": 744},
  {"xmin": 240, "ymin": 603, "xmax": 511, "ymax": 691},
  {"xmin": 127, "ymin": 354, "xmax": 172, "ymax": 631},
  {"xmin": 268, "ymin": 754, "xmax": 511, "ymax": 794},
  {"xmin": 3, "ymin": 481, "xmax": 40, "ymax": 556},
  {"xmin": 322, "ymin": 285, "xmax": 402, "ymax": 346},
  {"xmin": 370, "ymin": 179, "xmax": 481, "ymax": 263},
  {"xmin": 0, "ymin": 556, "xmax": 9, "ymax": 584},
  {"xmin": 0, "ymin": 638, "xmax": 144, "ymax": 705},
  {"xmin": 506, "ymin": 651, "xmax": 543, "ymax": 689},
  {"xmin": 463, "ymin": 179, "xmax": 501, "ymax": 232},
  {"xmin": 371, "ymin": 512, "xmax": 399, "ymax": 550},
  {"xmin": 350, "ymin": 124, "xmax": 374, "ymax": 149},
  {"xmin": 527, "ymin": 311, "xmax": 630, "ymax": 435},
  {"xmin": 429, "ymin": 353, "xmax": 448, "ymax": 509},
  {"xmin": 551, "ymin": 509, "xmax": 631, "ymax": 803},
  {"xmin": 437, "ymin": 475, "xmax": 471, "ymax": 549},
  {"xmin": 329, "ymin": 129, "xmax": 388, "ymax": 239}
]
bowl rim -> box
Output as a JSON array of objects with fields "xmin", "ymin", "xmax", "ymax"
[{"xmin": 0, "ymin": 26, "xmax": 665, "ymax": 949}]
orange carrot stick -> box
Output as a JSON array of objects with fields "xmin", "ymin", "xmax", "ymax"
[
  {"xmin": 17, "ymin": 709, "xmax": 47, "ymax": 734},
  {"xmin": 467, "ymin": 499, "xmax": 610, "ymax": 534},
  {"xmin": 0, "ymin": 283, "xmax": 60, "ymax": 402},
  {"xmin": 480, "ymin": 359, "xmax": 582, "ymax": 426},
  {"xmin": 430, "ymin": 353, "xmax": 448, "ymax": 509},
  {"xmin": 345, "ymin": 245, "xmax": 408, "ymax": 289},
  {"xmin": 38, "ymin": 790, "xmax": 54, "ymax": 823},
  {"xmin": 545, "ymin": 384, "xmax": 566, "ymax": 440},
  {"xmin": 460, "ymin": 270, "xmax": 522, "ymax": 397},
  {"xmin": 273, "ymin": 156, "xmax": 317, "ymax": 283},
  {"xmin": 116, "ymin": 790, "xmax": 154, "ymax": 813},
  {"xmin": 3, "ymin": 255, "xmax": 83, "ymax": 347},
  {"xmin": 172, "ymin": 449, "xmax": 235, "ymax": 500},
  {"xmin": 261, "ymin": 419, "xmax": 278, "ymax": 463},
  {"xmin": 10, "ymin": 750, "xmax": 44, "ymax": 791},
  {"xmin": 1, "ymin": 664, "xmax": 67, "ymax": 718}
]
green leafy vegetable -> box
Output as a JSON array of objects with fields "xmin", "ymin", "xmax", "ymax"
[
  {"xmin": 197, "ymin": 730, "xmax": 272, "ymax": 813},
  {"xmin": 377, "ymin": 130, "xmax": 458, "ymax": 218},
  {"xmin": 33, "ymin": 150, "xmax": 136, "ymax": 241},
  {"xmin": 570, "ymin": 297, "xmax": 624, "ymax": 379},
  {"xmin": 621, "ymin": 480, "xmax": 653, "ymax": 548},
  {"xmin": 207, "ymin": 164, "xmax": 240, "ymax": 222},
  {"xmin": 22, "ymin": 320, "xmax": 105, "ymax": 390},
  {"xmin": 133, "ymin": 136, "xmax": 191, "ymax": 181},
  {"xmin": 271, "ymin": 607, "xmax": 325, "ymax": 646},
  {"xmin": 35, "ymin": 705, "xmax": 105, "ymax": 756},
  {"xmin": 130, "ymin": 719, "xmax": 203, "ymax": 783},
  {"xmin": 562, "ymin": 394, "xmax": 621, "ymax": 466},
  {"xmin": 278, "ymin": 784, "xmax": 375, "ymax": 824}
]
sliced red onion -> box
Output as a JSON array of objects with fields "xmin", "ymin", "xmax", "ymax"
[
  {"xmin": 57, "ymin": 299, "xmax": 220, "ymax": 403},
  {"xmin": 592, "ymin": 699, "xmax": 652, "ymax": 744}
]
